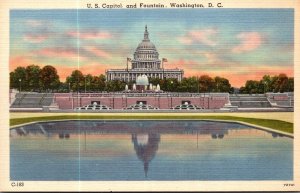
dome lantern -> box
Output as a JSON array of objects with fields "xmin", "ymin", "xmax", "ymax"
[
  {"xmin": 132, "ymin": 26, "xmax": 161, "ymax": 69},
  {"xmin": 144, "ymin": 25, "xmax": 149, "ymax": 41}
]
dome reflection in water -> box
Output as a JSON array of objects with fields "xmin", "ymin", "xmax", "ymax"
[{"xmin": 10, "ymin": 120, "xmax": 293, "ymax": 181}]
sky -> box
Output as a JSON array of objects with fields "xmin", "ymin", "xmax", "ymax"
[{"xmin": 10, "ymin": 9, "xmax": 294, "ymax": 87}]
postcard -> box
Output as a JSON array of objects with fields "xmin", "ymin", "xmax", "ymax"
[{"xmin": 0, "ymin": 0, "xmax": 299, "ymax": 191}]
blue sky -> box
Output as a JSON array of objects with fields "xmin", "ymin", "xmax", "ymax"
[{"xmin": 10, "ymin": 9, "xmax": 294, "ymax": 86}]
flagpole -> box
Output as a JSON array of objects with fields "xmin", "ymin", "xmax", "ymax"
[
  {"xmin": 162, "ymin": 59, "xmax": 164, "ymax": 79},
  {"xmin": 162, "ymin": 58, "xmax": 167, "ymax": 80},
  {"xmin": 127, "ymin": 58, "xmax": 129, "ymax": 82},
  {"xmin": 127, "ymin": 57, "xmax": 131, "ymax": 82}
]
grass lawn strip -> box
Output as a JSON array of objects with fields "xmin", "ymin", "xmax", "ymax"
[
  {"xmin": 10, "ymin": 114, "xmax": 293, "ymax": 134},
  {"xmin": 9, "ymin": 112, "xmax": 294, "ymax": 123}
]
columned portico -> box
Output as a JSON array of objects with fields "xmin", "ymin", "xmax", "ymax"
[{"xmin": 106, "ymin": 26, "xmax": 184, "ymax": 82}]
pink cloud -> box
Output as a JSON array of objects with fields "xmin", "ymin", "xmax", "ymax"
[
  {"xmin": 168, "ymin": 57, "xmax": 231, "ymax": 71},
  {"xmin": 178, "ymin": 37, "xmax": 193, "ymax": 44},
  {"xmin": 184, "ymin": 65, "xmax": 293, "ymax": 87},
  {"xmin": 197, "ymin": 51, "xmax": 225, "ymax": 64},
  {"xmin": 9, "ymin": 55, "xmax": 293, "ymax": 87},
  {"xmin": 24, "ymin": 34, "xmax": 49, "ymax": 43},
  {"xmin": 164, "ymin": 58, "xmax": 293, "ymax": 87},
  {"xmin": 228, "ymin": 66, "xmax": 293, "ymax": 87},
  {"xmin": 26, "ymin": 20, "xmax": 44, "ymax": 27},
  {"xmin": 9, "ymin": 56, "xmax": 109, "ymax": 81},
  {"xmin": 179, "ymin": 29, "xmax": 218, "ymax": 46},
  {"xmin": 36, "ymin": 48, "xmax": 86, "ymax": 61},
  {"xmin": 54, "ymin": 66, "xmax": 78, "ymax": 81},
  {"xmin": 67, "ymin": 30, "xmax": 112, "ymax": 40},
  {"xmin": 164, "ymin": 59, "xmax": 199, "ymax": 70},
  {"xmin": 232, "ymin": 32, "xmax": 263, "ymax": 53},
  {"xmin": 9, "ymin": 56, "xmax": 34, "ymax": 71},
  {"xmin": 79, "ymin": 62, "xmax": 110, "ymax": 76},
  {"xmin": 84, "ymin": 46, "xmax": 111, "ymax": 58},
  {"xmin": 50, "ymin": 62, "xmax": 111, "ymax": 81}
]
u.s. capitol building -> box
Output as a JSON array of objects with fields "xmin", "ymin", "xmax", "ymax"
[{"xmin": 106, "ymin": 26, "xmax": 184, "ymax": 82}]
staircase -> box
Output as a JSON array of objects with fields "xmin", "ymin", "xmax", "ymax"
[
  {"xmin": 10, "ymin": 93, "xmax": 54, "ymax": 108},
  {"xmin": 229, "ymin": 95, "xmax": 271, "ymax": 108}
]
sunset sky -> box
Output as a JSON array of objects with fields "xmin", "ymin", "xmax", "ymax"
[{"xmin": 10, "ymin": 9, "xmax": 294, "ymax": 87}]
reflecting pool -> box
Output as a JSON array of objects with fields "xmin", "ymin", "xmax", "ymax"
[{"xmin": 10, "ymin": 120, "xmax": 293, "ymax": 181}]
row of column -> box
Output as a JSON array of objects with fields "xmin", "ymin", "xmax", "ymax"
[
  {"xmin": 107, "ymin": 72, "xmax": 182, "ymax": 82},
  {"xmin": 134, "ymin": 53, "xmax": 158, "ymax": 60},
  {"xmin": 132, "ymin": 62, "xmax": 160, "ymax": 69}
]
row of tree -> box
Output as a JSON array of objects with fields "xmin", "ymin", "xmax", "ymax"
[
  {"xmin": 148, "ymin": 75, "xmax": 232, "ymax": 93},
  {"xmin": 10, "ymin": 65, "xmax": 60, "ymax": 92},
  {"xmin": 10, "ymin": 64, "xmax": 294, "ymax": 93},
  {"xmin": 239, "ymin": 74, "xmax": 294, "ymax": 94}
]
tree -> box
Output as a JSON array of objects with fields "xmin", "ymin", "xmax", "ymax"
[
  {"xmin": 261, "ymin": 75, "xmax": 272, "ymax": 93},
  {"xmin": 57, "ymin": 82, "xmax": 69, "ymax": 93},
  {"xmin": 10, "ymin": 67, "xmax": 26, "ymax": 91},
  {"xmin": 25, "ymin": 65, "xmax": 41, "ymax": 91},
  {"xmin": 199, "ymin": 75, "xmax": 214, "ymax": 92},
  {"xmin": 214, "ymin": 76, "xmax": 231, "ymax": 92},
  {"xmin": 106, "ymin": 80, "xmax": 126, "ymax": 92},
  {"xmin": 99, "ymin": 74, "xmax": 106, "ymax": 91},
  {"xmin": 176, "ymin": 77, "xmax": 197, "ymax": 92},
  {"xmin": 239, "ymin": 86, "xmax": 246, "ymax": 94},
  {"xmin": 85, "ymin": 74, "xmax": 106, "ymax": 92},
  {"xmin": 239, "ymin": 74, "xmax": 294, "ymax": 94},
  {"xmin": 85, "ymin": 74, "xmax": 93, "ymax": 92},
  {"xmin": 244, "ymin": 80, "xmax": 262, "ymax": 94},
  {"xmin": 287, "ymin": 77, "xmax": 294, "ymax": 92},
  {"xmin": 39, "ymin": 65, "xmax": 60, "ymax": 92},
  {"xmin": 166, "ymin": 78, "xmax": 179, "ymax": 92},
  {"xmin": 177, "ymin": 78, "xmax": 188, "ymax": 92},
  {"xmin": 149, "ymin": 77, "xmax": 160, "ymax": 86},
  {"xmin": 89, "ymin": 76, "xmax": 100, "ymax": 92},
  {"xmin": 66, "ymin": 70, "xmax": 84, "ymax": 92},
  {"xmin": 274, "ymin": 73, "xmax": 289, "ymax": 93}
]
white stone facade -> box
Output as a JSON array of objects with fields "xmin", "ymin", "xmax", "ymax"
[{"xmin": 106, "ymin": 26, "xmax": 184, "ymax": 82}]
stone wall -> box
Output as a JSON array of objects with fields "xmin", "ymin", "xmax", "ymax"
[
  {"xmin": 53, "ymin": 93, "xmax": 229, "ymax": 110},
  {"xmin": 266, "ymin": 92, "xmax": 293, "ymax": 107}
]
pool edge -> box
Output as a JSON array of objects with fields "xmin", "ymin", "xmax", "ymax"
[{"xmin": 9, "ymin": 118, "xmax": 294, "ymax": 138}]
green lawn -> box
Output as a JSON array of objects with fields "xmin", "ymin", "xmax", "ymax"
[{"xmin": 10, "ymin": 114, "xmax": 293, "ymax": 134}]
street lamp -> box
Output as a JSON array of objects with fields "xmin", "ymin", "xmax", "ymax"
[
  {"xmin": 197, "ymin": 76, "xmax": 199, "ymax": 93},
  {"xmin": 88, "ymin": 79, "xmax": 91, "ymax": 93},
  {"xmin": 170, "ymin": 81, "xmax": 173, "ymax": 107},
  {"xmin": 84, "ymin": 76, "xmax": 87, "ymax": 93},
  {"xmin": 19, "ymin": 78, "xmax": 22, "ymax": 93},
  {"xmin": 68, "ymin": 82, "xmax": 71, "ymax": 93}
]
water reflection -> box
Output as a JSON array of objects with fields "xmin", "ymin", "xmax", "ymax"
[
  {"xmin": 11, "ymin": 120, "xmax": 247, "ymax": 137},
  {"xmin": 132, "ymin": 133, "xmax": 160, "ymax": 177},
  {"xmin": 12, "ymin": 120, "xmax": 288, "ymax": 140},
  {"xmin": 10, "ymin": 120, "xmax": 292, "ymax": 180},
  {"xmin": 58, "ymin": 133, "xmax": 70, "ymax": 139}
]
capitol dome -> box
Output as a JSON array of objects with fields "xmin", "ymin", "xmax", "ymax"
[
  {"xmin": 137, "ymin": 41, "xmax": 156, "ymax": 50},
  {"xmin": 136, "ymin": 75, "xmax": 149, "ymax": 85},
  {"xmin": 105, "ymin": 25, "xmax": 184, "ymax": 83},
  {"xmin": 133, "ymin": 25, "xmax": 160, "ymax": 63}
]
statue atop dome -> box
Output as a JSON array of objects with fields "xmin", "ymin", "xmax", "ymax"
[
  {"xmin": 144, "ymin": 25, "xmax": 149, "ymax": 41},
  {"xmin": 106, "ymin": 26, "xmax": 184, "ymax": 82},
  {"xmin": 133, "ymin": 26, "xmax": 160, "ymax": 69}
]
